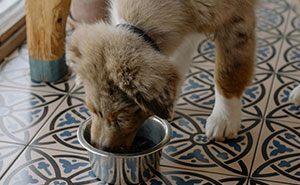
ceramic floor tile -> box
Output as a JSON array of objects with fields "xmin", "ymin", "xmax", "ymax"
[
  {"xmin": 242, "ymin": 71, "xmax": 274, "ymax": 119},
  {"xmin": 177, "ymin": 64, "xmax": 274, "ymax": 119},
  {"xmin": 0, "ymin": 145, "xmax": 250, "ymax": 185},
  {"xmin": 265, "ymin": 74, "xmax": 300, "ymax": 123},
  {"xmin": 251, "ymin": 120, "xmax": 300, "ymax": 184},
  {"xmin": 257, "ymin": 0, "xmax": 292, "ymax": 33},
  {"xmin": 70, "ymin": 85, "xmax": 86, "ymax": 100},
  {"xmin": 176, "ymin": 65, "xmax": 214, "ymax": 112},
  {"xmin": 191, "ymin": 0, "xmax": 291, "ymax": 73},
  {"xmin": 0, "ymin": 142, "xmax": 25, "ymax": 179},
  {"xmin": 0, "ymin": 146, "xmax": 100, "ymax": 185},
  {"xmin": 0, "ymin": 86, "xmax": 67, "ymax": 144},
  {"xmin": 0, "ymin": 44, "xmax": 76, "ymax": 94},
  {"xmin": 160, "ymin": 109, "xmax": 263, "ymax": 177},
  {"xmin": 145, "ymin": 166, "xmax": 248, "ymax": 185},
  {"xmin": 29, "ymin": 93, "xmax": 89, "ymax": 154},
  {"xmin": 276, "ymin": 6, "xmax": 300, "ymax": 76},
  {"xmin": 249, "ymin": 178, "xmax": 296, "ymax": 185},
  {"xmin": 192, "ymin": 38, "xmax": 216, "ymax": 67}
]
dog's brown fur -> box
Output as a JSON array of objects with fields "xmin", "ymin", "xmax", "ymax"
[{"xmin": 67, "ymin": 0, "xmax": 257, "ymax": 152}]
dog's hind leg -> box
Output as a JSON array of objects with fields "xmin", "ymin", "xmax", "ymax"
[{"xmin": 205, "ymin": 14, "xmax": 256, "ymax": 141}]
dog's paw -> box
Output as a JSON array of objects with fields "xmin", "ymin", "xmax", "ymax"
[
  {"xmin": 205, "ymin": 91, "xmax": 242, "ymax": 141},
  {"xmin": 205, "ymin": 111, "xmax": 241, "ymax": 141},
  {"xmin": 289, "ymin": 85, "xmax": 300, "ymax": 106}
]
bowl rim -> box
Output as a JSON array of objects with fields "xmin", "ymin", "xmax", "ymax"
[{"xmin": 77, "ymin": 116, "xmax": 172, "ymax": 158}]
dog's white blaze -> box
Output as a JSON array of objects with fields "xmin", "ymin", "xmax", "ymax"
[
  {"xmin": 205, "ymin": 86, "xmax": 241, "ymax": 139},
  {"xmin": 290, "ymin": 85, "xmax": 300, "ymax": 106}
]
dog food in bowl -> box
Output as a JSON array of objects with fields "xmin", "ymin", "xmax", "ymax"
[
  {"xmin": 130, "ymin": 136, "xmax": 156, "ymax": 153},
  {"xmin": 78, "ymin": 116, "xmax": 172, "ymax": 184}
]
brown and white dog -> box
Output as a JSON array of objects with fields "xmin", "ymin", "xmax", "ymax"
[{"xmin": 67, "ymin": 0, "xmax": 257, "ymax": 152}]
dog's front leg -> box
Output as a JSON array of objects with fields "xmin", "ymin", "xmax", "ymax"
[{"xmin": 205, "ymin": 14, "xmax": 256, "ymax": 141}]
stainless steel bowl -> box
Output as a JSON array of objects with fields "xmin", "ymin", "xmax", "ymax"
[{"xmin": 77, "ymin": 116, "xmax": 172, "ymax": 184}]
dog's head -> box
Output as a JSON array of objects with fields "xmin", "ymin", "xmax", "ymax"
[{"xmin": 67, "ymin": 22, "xmax": 180, "ymax": 152}]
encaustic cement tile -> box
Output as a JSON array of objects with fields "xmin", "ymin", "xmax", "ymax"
[
  {"xmin": 144, "ymin": 166, "xmax": 248, "ymax": 185},
  {"xmin": 265, "ymin": 74, "xmax": 300, "ymax": 123},
  {"xmin": 29, "ymin": 93, "xmax": 89, "ymax": 155},
  {"xmin": 251, "ymin": 120, "xmax": 300, "ymax": 184},
  {"xmin": 160, "ymin": 109, "xmax": 263, "ymax": 177},
  {"xmin": 0, "ymin": 142, "xmax": 25, "ymax": 179},
  {"xmin": 256, "ymin": 0, "xmax": 291, "ymax": 33},
  {"xmin": 191, "ymin": 0, "xmax": 291, "ymax": 73},
  {"xmin": 276, "ymin": 7, "xmax": 300, "ymax": 77},
  {"xmin": 176, "ymin": 64, "xmax": 215, "ymax": 113},
  {"xmin": 249, "ymin": 178, "xmax": 296, "ymax": 185},
  {"xmin": 0, "ymin": 86, "xmax": 66, "ymax": 145},
  {"xmin": 0, "ymin": 44, "xmax": 76, "ymax": 94},
  {"xmin": 176, "ymin": 62, "xmax": 274, "ymax": 120},
  {"xmin": 0, "ymin": 146, "xmax": 100, "ymax": 185},
  {"xmin": 0, "ymin": 145, "xmax": 250, "ymax": 185}
]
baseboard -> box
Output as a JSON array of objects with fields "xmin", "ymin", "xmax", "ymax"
[{"xmin": 0, "ymin": 25, "xmax": 26, "ymax": 63}]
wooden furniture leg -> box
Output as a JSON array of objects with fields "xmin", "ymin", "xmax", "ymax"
[{"xmin": 25, "ymin": 0, "xmax": 71, "ymax": 82}]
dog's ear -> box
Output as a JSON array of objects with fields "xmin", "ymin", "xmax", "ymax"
[
  {"xmin": 66, "ymin": 25, "xmax": 91, "ymax": 86},
  {"xmin": 67, "ymin": 39, "xmax": 84, "ymax": 86},
  {"xmin": 113, "ymin": 54, "xmax": 181, "ymax": 119},
  {"xmin": 66, "ymin": 27, "xmax": 83, "ymax": 66}
]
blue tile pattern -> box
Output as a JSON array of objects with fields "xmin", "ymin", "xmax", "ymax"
[
  {"xmin": 0, "ymin": 87, "xmax": 66, "ymax": 144},
  {"xmin": 0, "ymin": 0, "xmax": 299, "ymax": 184}
]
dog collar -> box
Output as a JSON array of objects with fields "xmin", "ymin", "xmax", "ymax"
[{"xmin": 116, "ymin": 24, "xmax": 160, "ymax": 52}]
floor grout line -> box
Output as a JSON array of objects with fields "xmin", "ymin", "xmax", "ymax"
[
  {"xmin": 0, "ymin": 140, "xmax": 27, "ymax": 146},
  {"xmin": 0, "ymin": 145, "xmax": 27, "ymax": 180},
  {"xmin": 249, "ymin": 177, "xmax": 299, "ymax": 185},
  {"xmin": 0, "ymin": 82, "xmax": 75, "ymax": 94},
  {"xmin": 25, "ymin": 83, "xmax": 77, "ymax": 146},
  {"xmin": 246, "ymin": 3, "xmax": 294, "ymax": 182},
  {"xmin": 160, "ymin": 164, "xmax": 248, "ymax": 179},
  {"xmin": 0, "ymin": 83, "xmax": 76, "ymax": 181},
  {"xmin": 23, "ymin": 144, "xmax": 88, "ymax": 156}
]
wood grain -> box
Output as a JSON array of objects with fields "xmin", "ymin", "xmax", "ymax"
[
  {"xmin": 0, "ymin": 17, "xmax": 26, "ymax": 43},
  {"xmin": 0, "ymin": 25, "xmax": 26, "ymax": 63},
  {"xmin": 25, "ymin": 0, "xmax": 71, "ymax": 61}
]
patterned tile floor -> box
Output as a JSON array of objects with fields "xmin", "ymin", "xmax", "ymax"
[{"xmin": 0, "ymin": 0, "xmax": 299, "ymax": 184}]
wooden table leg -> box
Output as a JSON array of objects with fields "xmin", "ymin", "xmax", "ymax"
[{"xmin": 25, "ymin": 0, "xmax": 71, "ymax": 82}]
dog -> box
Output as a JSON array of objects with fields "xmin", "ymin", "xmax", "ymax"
[{"xmin": 67, "ymin": 0, "xmax": 257, "ymax": 152}]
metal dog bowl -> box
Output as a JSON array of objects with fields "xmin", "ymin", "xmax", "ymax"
[{"xmin": 78, "ymin": 116, "xmax": 172, "ymax": 184}]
